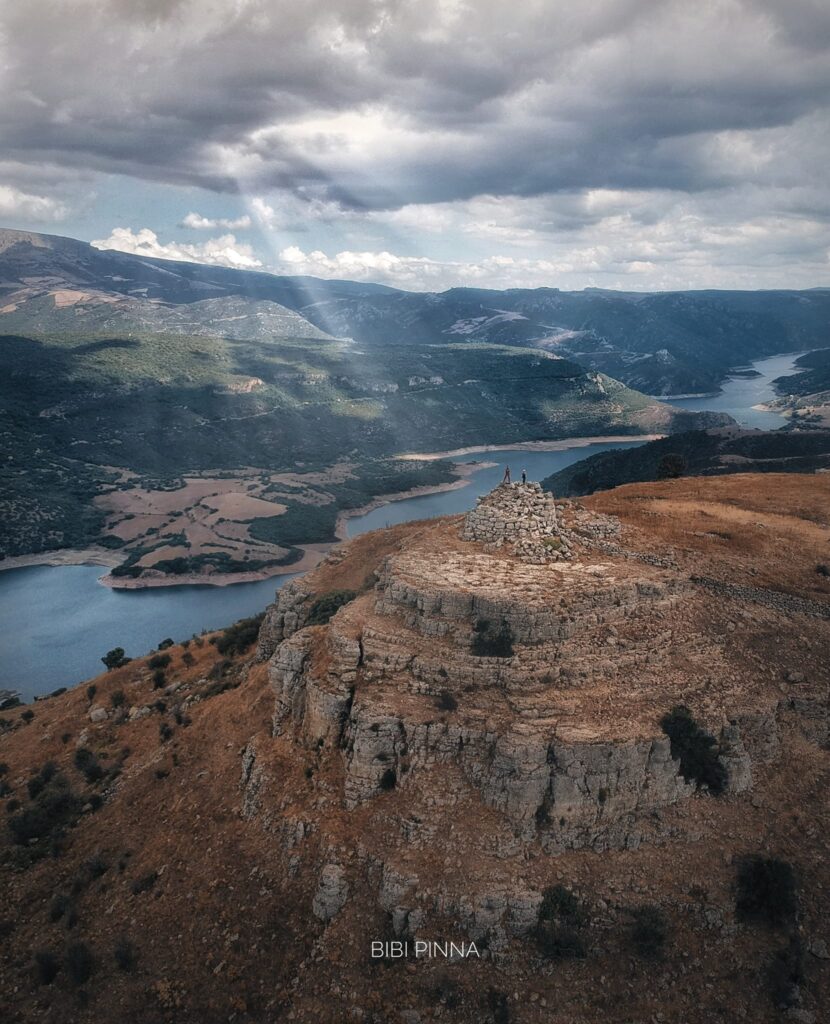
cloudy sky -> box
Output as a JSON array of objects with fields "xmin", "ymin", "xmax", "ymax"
[{"xmin": 1, "ymin": 0, "xmax": 828, "ymax": 291}]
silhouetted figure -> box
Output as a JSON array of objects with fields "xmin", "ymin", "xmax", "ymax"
[
  {"xmin": 521, "ymin": 469, "xmax": 527, "ymax": 484},
  {"xmin": 502, "ymin": 465, "xmax": 511, "ymax": 484}
]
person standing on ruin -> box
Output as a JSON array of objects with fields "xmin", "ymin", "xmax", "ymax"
[
  {"xmin": 521, "ymin": 469, "xmax": 527, "ymax": 484},
  {"xmin": 502, "ymin": 465, "xmax": 511, "ymax": 484}
]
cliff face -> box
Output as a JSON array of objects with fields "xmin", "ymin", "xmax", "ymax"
[
  {"xmin": 1, "ymin": 475, "xmax": 829, "ymax": 1024},
  {"xmin": 262, "ymin": 484, "xmax": 785, "ymax": 857}
]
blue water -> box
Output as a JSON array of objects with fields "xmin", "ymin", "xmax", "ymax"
[
  {"xmin": 0, "ymin": 350, "xmax": 803, "ymax": 699},
  {"xmin": 346, "ymin": 441, "xmax": 642, "ymax": 536},
  {"xmin": 0, "ymin": 567, "xmax": 295, "ymax": 701},
  {"xmin": 667, "ymin": 352, "xmax": 800, "ymax": 430}
]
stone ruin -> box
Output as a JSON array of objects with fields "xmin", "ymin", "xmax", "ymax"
[{"xmin": 461, "ymin": 481, "xmax": 572, "ymax": 563}]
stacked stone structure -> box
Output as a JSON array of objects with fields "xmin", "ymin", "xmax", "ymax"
[{"xmin": 461, "ymin": 481, "xmax": 571, "ymax": 562}]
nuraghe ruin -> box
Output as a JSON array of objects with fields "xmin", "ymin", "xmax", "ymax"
[{"xmin": 247, "ymin": 481, "xmax": 794, "ymax": 940}]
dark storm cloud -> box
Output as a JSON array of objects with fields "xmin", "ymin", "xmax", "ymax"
[{"xmin": 0, "ymin": 0, "xmax": 828, "ymax": 222}]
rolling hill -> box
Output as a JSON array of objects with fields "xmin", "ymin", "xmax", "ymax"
[{"xmin": 0, "ymin": 228, "xmax": 767, "ymax": 575}]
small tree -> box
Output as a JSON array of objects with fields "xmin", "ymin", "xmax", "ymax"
[
  {"xmin": 736, "ymin": 856, "xmax": 797, "ymax": 927},
  {"xmin": 534, "ymin": 885, "xmax": 587, "ymax": 959},
  {"xmin": 102, "ymin": 648, "xmax": 130, "ymax": 671},
  {"xmin": 657, "ymin": 453, "xmax": 687, "ymax": 479},
  {"xmin": 660, "ymin": 705, "xmax": 727, "ymax": 794},
  {"xmin": 471, "ymin": 618, "xmax": 514, "ymax": 658},
  {"xmin": 630, "ymin": 904, "xmax": 669, "ymax": 958}
]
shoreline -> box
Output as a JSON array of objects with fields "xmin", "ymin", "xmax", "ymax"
[
  {"xmin": 0, "ymin": 432, "xmax": 662, "ymax": 589},
  {"xmin": 396, "ymin": 434, "xmax": 664, "ymax": 462},
  {"xmin": 334, "ymin": 461, "xmax": 489, "ymax": 540}
]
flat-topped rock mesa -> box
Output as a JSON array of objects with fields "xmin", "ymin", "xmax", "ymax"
[
  {"xmin": 3, "ymin": 474, "xmax": 829, "ymax": 1023},
  {"xmin": 259, "ymin": 482, "xmax": 792, "ymax": 854}
]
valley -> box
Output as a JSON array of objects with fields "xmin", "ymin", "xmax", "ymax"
[{"xmin": 1, "ymin": 473, "xmax": 827, "ymax": 1024}]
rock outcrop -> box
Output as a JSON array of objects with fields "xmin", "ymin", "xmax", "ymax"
[{"xmin": 250, "ymin": 480, "xmax": 826, "ymax": 970}]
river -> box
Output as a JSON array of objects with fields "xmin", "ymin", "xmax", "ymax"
[{"xmin": 0, "ymin": 351, "xmax": 802, "ymax": 700}]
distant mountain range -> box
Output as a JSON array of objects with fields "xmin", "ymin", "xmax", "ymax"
[
  {"xmin": 3, "ymin": 228, "xmax": 828, "ymax": 395},
  {"xmin": 3, "ymin": 226, "xmax": 820, "ymax": 573}
]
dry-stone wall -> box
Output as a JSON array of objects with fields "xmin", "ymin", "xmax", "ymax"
[{"xmin": 462, "ymin": 481, "xmax": 571, "ymax": 562}]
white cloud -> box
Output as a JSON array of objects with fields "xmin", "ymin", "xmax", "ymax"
[
  {"xmin": 0, "ymin": 184, "xmax": 67, "ymax": 222},
  {"xmin": 180, "ymin": 211, "xmax": 252, "ymax": 230},
  {"xmin": 91, "ymin": 227, "xmax": 262, "ymax": 270}
]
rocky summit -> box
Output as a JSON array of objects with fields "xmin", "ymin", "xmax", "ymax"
[
  {"xmin": 257, "ymin": 482, "xmax": 788, "ymax": 856},
  {"xmin": 1, "ymin": 473, "xmax": 829, "ymax": 1024}
]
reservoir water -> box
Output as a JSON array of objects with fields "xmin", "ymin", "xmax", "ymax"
[{"xmin": 0, "ymin": 351, "xmax": 802, "ymax": 700}]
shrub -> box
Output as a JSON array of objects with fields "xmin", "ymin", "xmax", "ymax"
[
  {"xmin": 534, "ymin": 885, "xmax": 587, "ymax": 960},
  {"xmin": 816, "ymin": 563, "xmax": 830, "ymax": 578},
  {"xmin": 131, "ymin": 871, "xmax": 158, "ymax": 895},
  {"xmin": 74, "ymin": 748, "xmax": 104, "ymax": 783},
  {"xmin": 34, "ymin": 949, "xmax": 60, "ymax": 985},
  {"xmin": 152, "ymin": 669, "xmax": 166, "ymax": 689},
  {"xmin": 9, "ymin": 770, "xmax": 82, "ymax": 846},
  {"xmin": 657, "ymin": 453, "xmax": 687, "ymax": 479},
  {"xmin": 660, "ymin": 705, "xmax": 727, "ymax": 794},
  {"xmin": 27, "ymin": 762, "xmax": 58, "ymax": 799},
  {"xmin": 630, "ymin": 904, "xmax": 668, "ymax": 958},
  {"xmin": 0, "ymin": 762, "xmax": 7, "ymax": 776},
  {"xmin": 110, "ymin": 689, "xmax": 126, "ymax": 709},
  {"xmin": 86, "ymin": 685, "xmax": 97, "ymax": 702},
  {"xmin": 158, "ymin": 638, "xmax": 174, "ymax": 650},
  {"xmin": 84, "ymin": 855, "xmax": 109, "ymax": 880},
  {"xmin": 66, "ymin": 941, "xmax": 94, "ymax": 985},
  {"xmin": 181, "ymin": 650, "xmax": 195, "ymax": 667},
  {"xmin": 735, "ymin": 855, "xmax": 797, "ymax": 927},
  {"xmin": 306, "ymin": 590, "xmax": 357, "ymax": 626},
  {"xmin": 102, "ymin": 648, "xmax": 130, "ymax": 670},
  {"xmin": 114, "ymin": 937, "xmax": 136, "ymax": 972},
  {"xmin": 214, "ymin": 613, "xmax": 265, "ymax": 656},
  {"xmin": 487, "ymin": 989, "xmax": 511, "ymax": 1024},
  {"xmin": 471, "ymin": 618, "xmax": 514, "ymax": 658},
  {"xmin": 435, "ymin": 690, "xmax": 458, "ymax": 712},
  {"xmin": 148, "ymin": 653, "xmax": 172, "ymax": 671},
  {"xmin": 21, "ymin": 709, "xmax": 34, "ymax": 723},
  {"xmin": 159, "ymin": 723, "xmax": 174, "ymax": 743},
  {"xmin": 379, "ymin": 768, "xmax": 397, "ymax": 791},
  {"xmin": 49, "ymin": 893, "xmax": 72, "ymax": 922}
]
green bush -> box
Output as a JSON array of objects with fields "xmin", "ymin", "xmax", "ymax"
[
  {"xmin": 660, "ymin": 705, "xmax": 727, "ymax": 794},
  {"xmin": 114, "ymin": 937, "xmax": 136, "ymax": 972},
  {"xmin": 214, "ymin": 613, "xmax": 265, "ymax": 656},
  {"xmin": 73, "ymin": 748, "xmax": 104, "ymax": 784},
  {"xmin": 534, "ymin": 885, "xmax": 587, "ymax": 959},
  {"xmin": 471, "ymin": 618, "xmax": 514, "ymax": 658},
  {"xmin": 131, "ymin": 871, "xmax": 158, "ymax": 895},
  {"xmin": 102, "ymin": 648, "xmax": 131, "ymax": 670},
  {"xmin": 630, "ymin": 904, "xmax": 669, "ymax": 958},
  {"xmin": 305, "ymin": 590, "xmax": 357, "ymax": 626},
  {"xmin": 435, "ymin": 690, "xmax": 458, "ymax": 712},
  {"xmin": 66, "ymin": 941, "xmax": 94, "ymax": 986},
  {"xmin": 9, "ymin": 771, "xmax": 83, "ymax": 846},
  {"xmin": 157, "ymin": 638, "xmax": 174, "ymax": 650},
  {"xmin": 34, "ymin": 949, "xmax": 60, "ymax": 985},
  {"xmin": 27, "ymin": 761, "xmax": 58, "ymax": 800},
  {"xmin": 735, "ymin": 855, "xmax": 797, "ymax": 927},
  {"xmin": 148, "ymin": 653, "xmax": 171, "ymax": 670}
]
